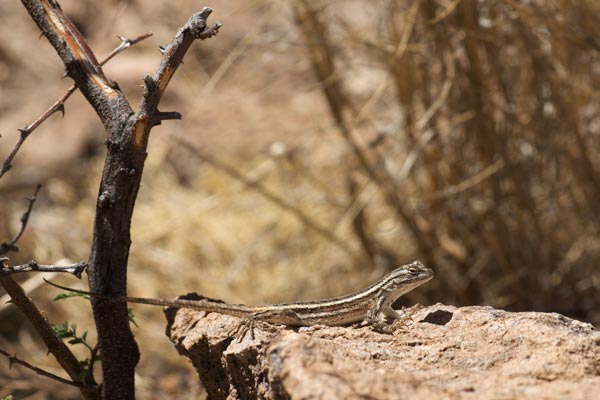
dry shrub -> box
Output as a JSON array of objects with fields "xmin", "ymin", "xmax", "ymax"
[{"xmin": 291, "ymin": 0, "xmax": 600, "ymax": 322}]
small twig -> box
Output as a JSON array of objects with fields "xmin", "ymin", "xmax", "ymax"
[
  {"xmin": 428, "ymin": 0, "xmax": 462, "ymax": 25},
  {"xmin": 150, "ymin": 111, "xmax": 182, "ymax": 127},
  {"xmin": 408, "ymin": 160, "xmax": 505, "ymax": 205},
  {"xmin": 101, "ymin": 33, "xmax": 152, "ymax": 65},
  {"xmin": 0, "ymin": 260, "xmax": 88, "ymax": 278},
  {"xmin": 0, "ymin": 347, "xmax": 82, "ymax": 388},
  {"xmin": 0, "ymin": 184, "xmax": 41, "ymax": 255},
  {"xmin": 197, "ymin": 22, "xmax": 222, "ymax": 40},
  {"xmin": 414, "ymin": 53, "xmax": 455, "ymax": 132},
  {"xmin": 352, "ymin": 0, "xmax": 421, "ymax": 125},
  {"xmin": 85, "ymin": 344, "xmax": 99, "ymax": 383},
  {"xmin": 0, "ymin": 33, "xmax": 152, "ymax": 180}
]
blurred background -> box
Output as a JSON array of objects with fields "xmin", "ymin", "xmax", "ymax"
[{"xmin": 1, "ymin": 0, "xmax": 600, "ymax": 398}]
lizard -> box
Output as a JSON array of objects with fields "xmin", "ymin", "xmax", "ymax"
[{"xmin": 45, "ymin": 260, "xmax": 434, "ymax": 334}]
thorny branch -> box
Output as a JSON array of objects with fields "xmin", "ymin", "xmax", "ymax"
[
  {"xmin": 0, "ymin": 33, "xmax": 152, "ymax": 181},
  {"xmin": 0, "ymin": 184, "xmax": 41, "ymax": 255},
  {"xmin": 0, "ymin": 348, "xmax": 82, "ymax": 388}
]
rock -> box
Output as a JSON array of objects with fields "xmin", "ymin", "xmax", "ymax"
[{"xmin": 165, "ymin": 302, "xmax": 600, "ymax": 400}]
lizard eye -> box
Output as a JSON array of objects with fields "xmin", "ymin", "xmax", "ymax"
[{"xmin": 408, "ymin": 266, "xmax": 418, "ymax": 274}]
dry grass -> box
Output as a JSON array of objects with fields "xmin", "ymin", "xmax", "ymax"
[{"xmin": 1, "ymin": 0, "xmax": 600, "ymax": 398}]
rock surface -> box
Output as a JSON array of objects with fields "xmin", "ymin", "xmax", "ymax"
[{"xmin": 165, "ymin": 301, "xmax": 600, "ymax": 400}]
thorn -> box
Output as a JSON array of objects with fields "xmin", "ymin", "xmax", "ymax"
[
  {"xmin": 18, "ymin": 127, "xmax": 31, "ymax": 137},
  {"xmin": 112, "ymin": 81, "xmax": 122, "ymax": 91},
  {"xmin": 8, "ymin": 355, "xmax": 16, "ymax": 369},
  {"xmin": 53, "ymin": 104, "xmax": 65, "ymax": 118},
  {"xmin": 48, "ymin": 103, "xmax": 65, "ymax": 118},
  {"xmin": 115, "ymin": 35, "xmax": 131, "ymax": 52},
  {"xmin": 150, "ymin": 111, "xmax": 182, "ymax": 127},
  {"xmin": 142, "ymin": 74, "xmax": 156, "ymax": 88},
  {"xmin": 156, "ymin": 111, "xmax": 182, "ymax": 121}
]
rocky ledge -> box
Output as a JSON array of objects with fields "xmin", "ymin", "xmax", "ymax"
[{"xmin": 165, "ymin": 302, "xmax": 600, "ymax": 400}]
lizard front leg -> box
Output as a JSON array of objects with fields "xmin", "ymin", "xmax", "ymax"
[{"xmin": 365, "ymin": 289, "xmax": 415, "ymax": 334}]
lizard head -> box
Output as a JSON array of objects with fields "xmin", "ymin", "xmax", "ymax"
[{"xmin": 380, "ymin": 261, "xmax": 434, "ymax": 303}]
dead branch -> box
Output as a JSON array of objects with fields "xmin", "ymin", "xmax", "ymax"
[
  {"xmin": 0, "ymin": 184, "xmax": 41, "ymax": 255},
  {"xmin": 0, "ymin": 348, "xmax": 82, "ymax": 388},
  {"xmin": 0, "ymin": 260, "xmax": 87, "ymax": 277},
  {"xmin": 0, "ymin": 33, "xmax": 152, "ymax": 180}
]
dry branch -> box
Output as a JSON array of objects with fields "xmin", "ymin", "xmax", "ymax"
[
  {"xmin": 0, "ymin": 348, "xmax": 82, "ymax": 388},
  {"xmin": 0, "ymin": 33, "xmax": 152, "ymax": 180},
  {"xmin": 19, "ymin": 1, "xmax": 220, "ymax": 398},
  {"xmin": 0, "ymin": 260, "xmax": 87, "ymax": 277},
  {"xmin": 0, "ymin": 184, "xmax": 41, "ymax": 255}
]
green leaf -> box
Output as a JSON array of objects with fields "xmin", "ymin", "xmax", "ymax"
[
  {"xmin": 53, "ymin": 321, "xmax": 73, "ymax": 338},
  {"xmin": 52, "ymin": 320, "xmax": 99, "ymax": 375},
  {"xmin": 53, "ymin": 321, "xmax": 94, "ymax": 351}
]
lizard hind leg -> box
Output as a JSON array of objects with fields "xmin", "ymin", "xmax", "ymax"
[
  {"xmin": 228, "ymin": 317, "xmax": 271, "ymax": 342},
  {"xmin": 229, "ymin": 309, "xmax": 304, "ymax": 342},
  {"xmin": 228, "ymin": 318, "xmax": 257, "ymax": 342}
]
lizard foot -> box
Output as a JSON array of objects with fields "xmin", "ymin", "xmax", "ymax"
[
  {"xmin": 367, "ymin": 304, "xmax": 424, "ymax": 334},
  {"xmin": 229, "ymin": 318, "xmax": 277, "ymax": 342}
]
